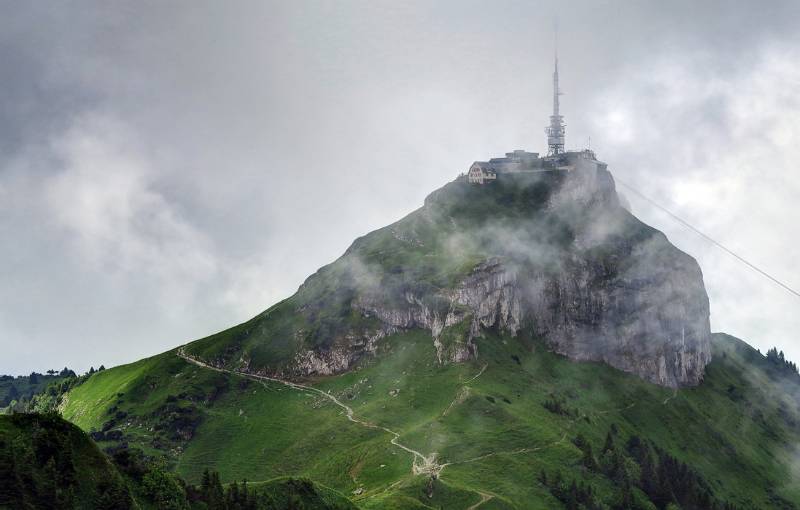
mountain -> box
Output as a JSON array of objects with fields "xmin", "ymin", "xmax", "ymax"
[
  {"xmin": 187, "ymin": 166, "xmax": 709, "ymax": 388},
  {"xmin": 52, "ymin": 162, "xmax": 800, "ymax": 509}
]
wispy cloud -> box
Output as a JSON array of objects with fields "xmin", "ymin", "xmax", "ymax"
[
  {"xmin": 591, "ymin": 42, "xmax": 800, "ymax": 360},
  {"xmin": 1, "ymin": 1, "xmax": 799, "ymax": 373}
]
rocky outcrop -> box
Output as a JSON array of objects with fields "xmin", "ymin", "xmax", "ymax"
[
  {"xmin": 353, "ymin": 249, "xmax": 709, "ymax": 388},
  {"xmin": 351, "ymin": 168, "xmax": 711, "ymax": 388},
  {"xmin": 291, "ymin": 328, "xmax": 392, "ymax": 376},
  {"xmin": 189, "ymin": 163, "xmax": 712, "ymax": 388}
]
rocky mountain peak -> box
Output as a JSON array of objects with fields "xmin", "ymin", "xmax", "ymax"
[{"xmin": 188, "ymin": 163, "xmax": 711, "ymax": 388}]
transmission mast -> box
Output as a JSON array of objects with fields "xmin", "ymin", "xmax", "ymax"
[{"xmin": 545, "ymin": 26, "xmax": 565, "ymax": 156}]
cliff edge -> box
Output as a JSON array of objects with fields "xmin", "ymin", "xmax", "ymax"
[{"xmin": 186, "ymin": 164, "xmax": 711, "ymax": 388}]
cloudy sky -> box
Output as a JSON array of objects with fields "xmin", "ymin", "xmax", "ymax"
[{"xmin": 1, "ymin": 1, "xmax": 799, "ymax": 375}]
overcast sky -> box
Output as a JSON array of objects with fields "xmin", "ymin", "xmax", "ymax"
[{"xmin": 1, "ymin": 1, "xmax": 799, "ymax": 375}]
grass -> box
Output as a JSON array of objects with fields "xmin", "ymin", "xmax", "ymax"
[
  {"xmin": 61, "ymin": 330, "xmax": 800, "ymax": 509},
  {"xmin": 56, "ymin": 172, "xmax": 800, "ymax": 508}
]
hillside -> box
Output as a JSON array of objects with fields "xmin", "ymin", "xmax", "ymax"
[
  {"xmin": 0, "ymin": 413, "xmax": 357, "ymax": 510},
  {"xmin": 186, "ymin": 168, "xmax": 709, "ymax": 388},
  {"xmin": 0, "ymin": 412, "xmax": 134, "ymax": 509},
  {"xmin": 56, "ymin": 166, "xmax": 800, "ymax": 508},
  {"xmin": 58, "ymin": 330, "xmax": 800, "ymax": 508}
]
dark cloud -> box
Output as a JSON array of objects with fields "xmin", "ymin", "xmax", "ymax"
[{"xmin": 1, "ymin": 1, "xmax": 799, "ymax": 374}]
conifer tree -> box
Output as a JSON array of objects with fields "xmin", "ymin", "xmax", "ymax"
[
  {"xmin": 582, "ymin": 442, "xmax": 598, "ymax": 471},
  {"xmin": 603, "ymin": 431, "xmax": 615, "ymax": 453}
]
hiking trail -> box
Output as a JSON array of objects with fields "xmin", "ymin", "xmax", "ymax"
[{"xmin": 177, "ymin": 348, "xmax": 441, "ymax": 476}]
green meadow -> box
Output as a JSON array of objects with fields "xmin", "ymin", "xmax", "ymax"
[{"xmin": 60, "ymin": 330, "xmax": 800, "ymax": 508}]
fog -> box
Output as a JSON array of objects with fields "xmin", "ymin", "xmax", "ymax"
[{"xmin": 1, "ymin": 1, "xmax": 799, "ymax": 374}]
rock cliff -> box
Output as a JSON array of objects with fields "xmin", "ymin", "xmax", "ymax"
[{"xmin": 187, "ymin": 164, "xmax": 711, "ymax": 388}]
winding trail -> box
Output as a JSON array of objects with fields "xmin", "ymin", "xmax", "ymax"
[
  {"xmin": 176, "ymin": 348, "xmax": 441, "ymax": 476},
  {"xmin": 441, "ymin": 364, "xmax": 488, "ymax": 418},
  {"xmin": 466, "ymin": 491, "xmax": 494, "ymax": 510},
  {"xmin": 463, "ymin": 363, "xmax": 488, "ymax": 384},
  {"xmin": 441, "ymin": 386, "xmax": 471, "ymax": 418},
  {"xmin": 178, "ymin": 348, "xmax": 643, "ymax": 504}
]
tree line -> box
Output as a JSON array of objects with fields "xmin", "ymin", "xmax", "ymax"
[
  {"xmin": 765, "ymin": 347, "xmax": 799, "ymax": 379},
  {"xmin": 110, "ymin": 444, "xmax": 352, "ymax": 509},
  {"xmin": 538, "ymin": 424, "xmax": 742, "ymax": 510}
]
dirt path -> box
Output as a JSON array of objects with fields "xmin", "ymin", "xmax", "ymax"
[
  {"xmin": 441, "ymin": 386, "xmax": 470, "ymax": 418},
  {"xmin": 663, "ymin": 389, "xmax": 678, "ymax": 405},
  {"xmin": 463, "ymin": 364, "xmax": 488, "ymax": 384},
  {"xmin": 466, "ymin": 491, "xmax": 494, "ymax": 510},
  {"xmin": 176, "ymin": 348, "xmax": 442, "ymax": 476},
  {"xmin": 179, "ymin": 348, "xmax": 641, "ymax": 503},
  {"xmin": 441, "ymin": 364, "xmax": 488, "ymax": 418}
]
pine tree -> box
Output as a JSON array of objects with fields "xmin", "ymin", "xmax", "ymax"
[
  {"xmin": 566, "ymin": 479, "xmax": 579, "ymax": 510},
  {"xmin": 553, "ymin": 470, "xmax": 564, "ymax": 490},
  {"xmin": 640, "ymin": 448, "xmax": 658, "ymax": 498},
  {"xmin": 40, "ymin": 457, "xmax": 60, "ymax": 506},
  {"xmin": 602, "ymin": 431, "xmax": 615, "ymax": 453},
  {"xmin": 201, "ymin": 468, "xmax": 211, "ymax": 496},
  {"xmin": 610, "ymin": 451, "xmax": 624, "ymax": 481},
  {"xmin": 241, "ymin": 479, "xmax": 250, "ymax": 509},
  {"xmin": 212, "ymin": 471, "xmax": 224, "ymax": 509},
  {"xmin": 582, "ymin": 442, "xmax": 598, "ymax": 471},
  {"xmin": 618, "ymin": 478, "xmax": 633, "ymax": 510},
  {"xmin": 201, "ymin": 470, "xmax": 224, "ymax": 509},
  {"xmin": 227, "ymin": 480, "xmax": 240, "ymax": 507}
]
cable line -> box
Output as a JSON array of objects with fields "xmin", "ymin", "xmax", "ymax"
[{"xmin": 614, "ymin": 176, "xmax": 800, "ymax": 300}]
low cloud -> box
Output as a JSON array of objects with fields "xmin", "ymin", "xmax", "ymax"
[
  {"xmin": 42, "ymin": 115, "xmax": 219, "ymax": 310},
  {"xmin": 590, "ymin": 42, "xmax": 800, "ymax": 361},
  {"xmin": 1, "ymin": 2, "xmax": 799, "ymax": 374}
]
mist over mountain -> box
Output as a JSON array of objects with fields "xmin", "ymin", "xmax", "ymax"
[
  {"xmin": 3, "ymin": 4, "xmax": 800, "ymax": 508},
  {"xmin": 3, "ymin": 1, "xmax": 800, "ymax": 377},
  {"xmin": 9, "ymin": 154, "xmax": 792, "ymax": 509},
  {"xmin": 187, "ymin": 157, "xmax": 710, "ymax": 389}
]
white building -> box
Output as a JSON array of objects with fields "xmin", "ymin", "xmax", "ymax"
[
  {"xmin": 467, "ymin": 164, "xmax": 497, "ymax": 184},
  {"xmin": 464, "ymin": 43, "xmax": 608, "ymax": 185}
]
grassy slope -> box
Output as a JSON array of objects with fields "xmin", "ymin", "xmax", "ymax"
[
  {"xmin": 0, "ymin": 413, "xmax": 358, "ymax": 510},
  {"xmin": 248, "ymin": 477, "xmax": 358, "ymax": 510},
  {"xmin": 0, "ymin": 413, "xmax": 134, "ymax": 509},
  {"xmin": 57, "ymin": 174, "xmax": 799, "ymax": 508},
  {"xmin": 62, "ymin": 331, "xmax": 800, "ymax": 509}
]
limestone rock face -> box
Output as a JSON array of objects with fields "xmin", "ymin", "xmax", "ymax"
[
  {"xmin": 291, "ymin": 329, "xmax": 391, "ymax": 377},
  {"xmin": 189, "ymin": 163, "xmax": 712, "ymax": 388},
  {"xmin": 350, "ymin": 168, "xmax": 711, "ymax": 387},
  {"xmin": 354, "ymin": 253, "xmax": 709, "ymax": 387}
]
